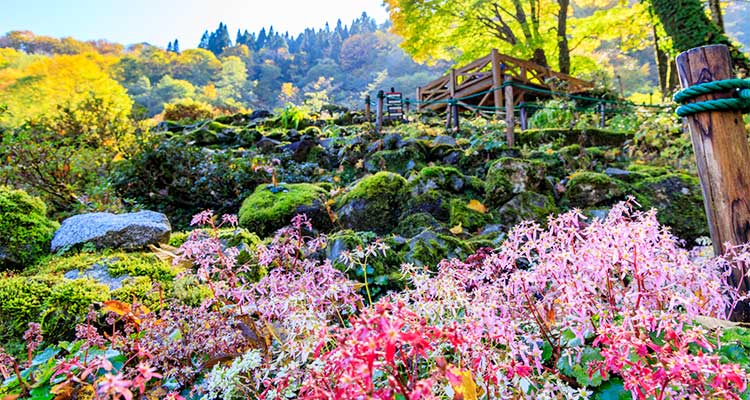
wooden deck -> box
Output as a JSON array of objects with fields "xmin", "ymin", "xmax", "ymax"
[{"xmin": 416, "ymin": 49, "xmax": 594, "ymax": 114}]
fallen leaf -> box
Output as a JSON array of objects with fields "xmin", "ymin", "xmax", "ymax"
[
  {"xmin": 450, "ymin": 224, "xmax": 464, "ymax": 235},
  {"xmin": 448, "ymin": 365, "xmax": 480, "ymax": 400},
  {"xmin": 467, "ymin": 199, "xmax": 487, "ymax": 214}
]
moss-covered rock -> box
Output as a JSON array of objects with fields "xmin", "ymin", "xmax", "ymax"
[
  {"xmin": 408, "ymin": 166, "xmax": 484, "ymax": 197},
  {"xmin": 495, "ymin": 192, "xmax": 558, "ymax": 227},
  {"xmin": 564, "ymin": 171, "xmax": 626, "ymax": 208},
  {"xmin": 485, "ymin": 158, "xmax": 547, "ymax": 207},
  {"xmin": 239, "ymin": 183, "xmax": 330, "ymax": 237},
  {"xmin": 336, "ymin": 172, "xmax": 407, "ymax": 234},
  {"xmin": 325, "ymin": 230, "xmax": 404, "ymax": 297},
  {"xmin": 634, "ymin": 173, "xmax": 708, "ymax": 243},
  {"xmin": 394, "ymin": 213, "xmax": 445, "ymax": 238},
  {"xmin": 449, "ymin": 199, "xmax": 493, "ymax": 232},
  {"xmin": 365, "ymin": 146, "xmax": 425, "ymax": 176},
  {"xmin": 0, "ymin": 187, "xmax": 59, "ymax": 270},
  {"xmin": 401, "ymin": 230, "xmax": 474, "ymax": 268}
]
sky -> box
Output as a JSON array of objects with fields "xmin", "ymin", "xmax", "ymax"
[{"xmin": 1, "ymin": 0, "xmax": 390, "ymax": 49}]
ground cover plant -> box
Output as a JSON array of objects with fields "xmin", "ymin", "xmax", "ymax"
[{"xmin": 2, "ymin": 201, "xmax": 750, "ymax": 399}]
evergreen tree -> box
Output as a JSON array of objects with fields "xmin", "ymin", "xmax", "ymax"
[
  {"xmin": 172, "ymin": 39, "xmax": 180, "ymax": 53},
  {"xmin": 236, "ymin": 29, "xmax": 245, "ymax": 46},
  {"xmin": 198, "ymin": 30, "xmax": 210, "ymax": 50},
  {"xmin": 208, "ymin": 22, "xmax": 232, "ymax": 55},
  {"xmin": 166, "ymin": 42, "xmax": 173, "ymax": 52},
  {"xmin": 256, "ymin": 28, "xmax": 267, "ymax": 51}
]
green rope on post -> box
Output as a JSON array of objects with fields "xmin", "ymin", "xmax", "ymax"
[{"xmin": 674, "ymin": 78, "xmax": 750, "ymax": 117}]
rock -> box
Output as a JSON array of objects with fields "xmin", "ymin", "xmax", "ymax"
[
  {"xmin": 282, "ymin": 137, "xmax": 318, "ymax": 162},
  {"xmin": 249, "ymin": 110, "xmax": 273, "ymax": 120},
  {"xmin": 604, "ymin": 167, "xmax": 631, "ymax": 178},
  {"xmin": 432, "ymin": 135, "xmax": 457, "ymax": 147},
  {"xmin": 256, "ymin": 136, "xmax": 282, "ymax": 153},
  {"xmin": 564, "ymin": 171, "xmax": 625, "ymax": 208},
  {"xmin": 496, "ymin": 192, "xmax": 558, "ymax": 227},
  {"xmin": 394, "ymin": 213, "xmax": 445, "ymax": 238},
  {"xmin": 401, "ymin": 230, "xmax": 473, "ymax": 267},
  {"xmin": 51, "ymin": 211, "xmax": 171, "ymax": 252},
  {"xmin": 239, "ymin": 183, "xmax": 330, "ymax": 237},
  {"xmin": 336, "ymin": 172, "xmax": 407, "ymax": 235},
  {"xmin": 634, "ymin": 173, "xmax": 708, "ymax": 243},
  {"xmin": 366, "ymin": 147, "xmax": 424, "ymax": 175},
  {"xmin": 485, "ymin": 158, "xmax": 547, "ymax": 207},
  {"xmin": 449, "ymin": 198, "xmax": 492, "ymax": 232},
  {"xmin": 64, "ymin": 262, "xmax": 129, "ymax": 291}
]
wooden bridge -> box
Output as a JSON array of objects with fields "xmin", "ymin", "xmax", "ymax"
[{"xmin": 416, "ymin": 49, "xmax": 595, "ymax": 145}]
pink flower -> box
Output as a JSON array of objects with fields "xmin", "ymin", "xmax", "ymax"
[{"xmin": 98, "ymin": 373, "xmax": 133, "ymax": 400}]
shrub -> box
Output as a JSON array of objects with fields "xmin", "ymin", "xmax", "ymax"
[
  {"xmin": 0, "ymin": 187, "xmax": 58, "ymax": 270},
  {"xmin": 162, "ymin": 99, "xmax": 215, "ymax": 123}
]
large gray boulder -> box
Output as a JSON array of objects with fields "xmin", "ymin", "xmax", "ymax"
[{"xmin": 51, "ymin": 211, "xmax": 171, "ymax": 252}]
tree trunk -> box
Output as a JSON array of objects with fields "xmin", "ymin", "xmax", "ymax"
[
  {"xmin": 647, "ymin": 0, "xmax": 748, "ymax": 72},
  {"xmin": 557, "ymin": 0, "xmax": 570, "ymax": 74},
  {"xmin": 707, "ymin": 0, "xmax": 725, "ymax": 33},
  {"xmin": 653, "ymin": 23, "xmax": 669, "ymax": 98}
]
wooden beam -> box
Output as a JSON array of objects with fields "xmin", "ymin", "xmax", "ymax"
[
  {"xmin": 676, "ymin": 44, "xmax": 750, "ymax": 321},
  {"xmin": 491, "ymin": 49, "xmax": 503, "ymax": 119},
  {"xmin": 504, "ymin": 75, "xmax": 515, "ymax": 147}
]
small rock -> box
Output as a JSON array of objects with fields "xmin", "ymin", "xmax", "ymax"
[
  {"xmin": 51, "ymin": 211, "xmax": 171, "ymax": 252},
  {"xmin": 432, "ymin": 135, "xmax": 457, "ymax": 147},
  {"xmin": 604, "ymin": 167, "xmax": 631, "ymax": 178},
  {"xmin": 249, "ymin": 110, "xmax": 273, "ymax": 120},
  {"xmin": 64, "ymin": 261, "xmax": 129, "ymax": 291},
  {"xmin": 256, "ymin": 137, "xmax": 282, "ymax": 153}
]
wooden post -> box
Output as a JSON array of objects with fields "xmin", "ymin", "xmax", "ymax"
[
  {"xmin": 599, "ymin": 103, "xmax": 606, "ymax": 128},
  {"xmin": 504, "ymin": 75, "xmax": 515, "ymax": 147},
  {"xmin": 445, "ymin": 97, "xmax": 453, "ymax": 130},
  {"xmin": 365, "ymin": 95, "xmax": 371, "ymax": 122},
  {"xmin": 519, "ymin": 102, "xmax": 528, "ymax": 130},
  {"xmin": 416, "ymin": 87, "xmax": 422, "ymax": 112},
  {"xmin": 405, "ymin": 98, "xmax": 410, "ymax": 117},
  {"xmin": 676, "ymin": 44, "xmax": 750, "ymax": 321},
  {"xmin": 491, "ymin": 49, "xmax": 503, "ymax": 119},
  {"xmin": 376, "ymin": 90, "xmax": 384, "ymax": 134},
  {"xmin": 452, "ymin": 101, "xmax": 460, "ymax": 132}
]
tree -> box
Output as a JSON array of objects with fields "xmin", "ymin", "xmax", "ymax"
[
  {"xmin": 198, "ymin": 31, "xmax": 210, "ymax": 49},
  {"xmin": 172, "ymin": 49, "xmax": 221, "ymax": 86},
  {"xmin": 646, "ymin": 0, "xmax": 748, "ymax": 71},
  {"xmin": 207, "ymin": 22, "xmax": 232, "ymax": 55},
  {"xmin": 172, "ymin": 39, "xmax": 180, "ymax": 54}
]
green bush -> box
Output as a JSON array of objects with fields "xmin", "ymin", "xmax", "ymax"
[
  {"xmin": 163, "ymin": 99, "xmax": 215, "ymax": 123},
  {"xmin": 0, "ymin": 187, "xmax": 59, "ymax": 270}
]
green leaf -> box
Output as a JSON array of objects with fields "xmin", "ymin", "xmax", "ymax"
[
  {"xmin": 29, "ymin": 384, "xmax": 54, "ymax": 400},
  {"xmin": 595, "ymin": 378, "xmax": 631, "ymax": 400},
  {"xmin": 718, "ymin": 343, "xmax": 750, "ymax": 364},
  {"xmin": 722, "ymin": 327, "xmax": 750, "ymax": 348}
]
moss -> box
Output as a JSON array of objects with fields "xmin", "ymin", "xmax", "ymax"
[
  {"xmin": 634, "ymin": 173, "xmax": 708, "ymax": 243},
  {"xmin": 496, "ymin": 192, "xmax": 559, "ymax": 227},
  {"xmin": 325, "ymin": 230, "xmax": 405, "ymax": 296},
  {"xmin": 336, "ymin": 172, "xmax": 407, "ymax": 234},
  {"xmin": 394, "ymin": 213, "xmax": 444, "ymax": 238},
  {"xmin": 239, "ymin": 183, "xmax": 328, "ymax": 237},
  {"xmin": 32, "ymin": 250, "xmax": 179, "ymax": 283},
  {"xmin": 112, "ymin": 276, "xmax": 169, "ymax": 310},
  {"xmin": 314, "ymin": 182, "xmax": 334, "ymax": 192},
  {"xmin": 402, "ymin": 230, "xmax": 474, "ymax": 268},
  {"xmin": 208, "ymin": 121, "xmax": 234, "ymax": 132},
  {"xmin": 516, "ymin": 128, "xmax": 631, "ymax": 147},
  {"xmin": 449, "ymin": 199, "xmax": 492, "ymax": 232},
  {"xmin": 565, "ymin": 171, "xmax": 626, "ymax": 208},
  {"xmin": 484, "ymin": 158, "xmax": 547, "ymax": 207},
  {"xmin": 173, "ymin": 275, "xmax": 213, "ymax": 307},
  {"xmin": 169, "ymin": 231, "xmax": 190, "ymax": 247},
  {"xmin": 0, "ymin": 274, "xmax": 109, "ymax": 345},
  {"xmin": 366, "ymin": 147, "xmax": 425, "ymax": 176},
  {"xmin": 0, "ymin": 187, "xmax": 59, "ymax": 270},
  {"xmin": 409, "ymin": 166, "xmax": 484, "ymax": 196},
  {"xmin": 404, "ymin": 190, "xmax": 451, "ymax": 222}
]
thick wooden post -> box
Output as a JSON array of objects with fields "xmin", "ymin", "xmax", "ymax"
[
  {"xmin": 445, "ymin": 97, "xmax": 453, "ymax": 130},
  {"xmin": 599, "ymin": 103, "xmax": 606, "ymax": 128},
  {"xmin": 676, "ymin": 44, "xmax": 750, "ymax": 321},
  {"xmin": 491, "ymin": 49, "xmax": 503, "ymax": 119},
  {"xmin": 365, "ymin": 95, "xmax": 371, "ymax": 122},
  {"xmin": 416, "ymin": 87, "xmax": 422, "ymax": 112},
  {"xmin": 405, "ymin": 98, "xmax": 410, "ymax": 117},
  {"xmin": 504, "ymin": 75, "xmax": 515, "ymax": 147},
  {"xmin": 376, "ymin": 90, "xmax": 384, "ymax": 133}
]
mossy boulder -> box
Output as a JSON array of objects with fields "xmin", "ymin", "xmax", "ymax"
[
  {"xmin": 325, "ymin": 230, "xmax": 404, "ymax": 296},
  {"xmin": 634, "ymin": 173, "xmax": 708, "ymax": 243},
  {"xmin": 394, "ymin": 213, "xmax": 445, "ymax": 238},
  {"xmin": 449, "ymin": 199, "xmax": 493, "ymax": 233},
  {"xmin": 336, "ymin": 172, "xmax": 407, "ymax": 234},
  {"xmin": 485, "ymin": 158, "xmax": 547, "ymax": 207},
  {"xmin": 0, "ymin": 187, "xmax": 59, "ymax": 270},
  {"xmin": 365, "ymin": 146, "xmax": 425, "ymax": 176},
  {"xmin": 404, "ymin": 167, "xmax": 484, "ymax": 222},
  {"xmin": 495, "ymin": 192, "xmax": 558, "ymax": 227},
  {"xmin": 239, "ymin": 183, "xmax": 330, "ymax": 237},
  {"xmin": 401, "ymin": 230, "xmax": 474, "ymax": 268},
  {"xmin": 564, "ymin": 171, "xmax": 626, "ymax": 208}
]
